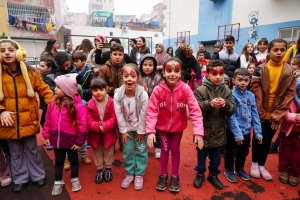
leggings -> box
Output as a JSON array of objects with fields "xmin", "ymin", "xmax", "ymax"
[{"xmin": 159, "ymin": 131, "xmax": 183, "ymax": 177}]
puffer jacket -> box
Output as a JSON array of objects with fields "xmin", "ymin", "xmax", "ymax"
[
  {"xmin": 39, "ymin": 71, "xmax": 55, "ymax": 111},
  {"xmin": 98, "ymin": 60, "xmax": 126, "ymax": 97},
  {"xmin": 0, "ymin": 64, "xmax": 53, "ymax": 139},
  {"xmin": 194, "ymin": 76, "xmax": 236, "ymax": 148},
  {"xmin": 86, "ymin": 96, "xmax": 118, "ymax": 149},
  {"xmin": 146, "ymin": 80, "xmax": 204, "ymax": 136},
  {"xmin": 215, "ymin": 49, "xmax": 240, "ymax": 79},
  {"xmin": 250, "ymin": 62, "xmax": 296, "ymax": 123},
  {"xmin": 42, "ymin": 94, "xmax": 87, "ymax": 148}
]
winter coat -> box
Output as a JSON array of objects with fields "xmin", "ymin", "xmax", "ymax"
[
  {"xmin": 114, "ymin": 84, "xmax": 148, "ymax": 134},
  {"xmin": 86, "ymin": 97, "xmax": 118, "ymax": 149},
  {"xmin": 250, "ymin": 62, "xmax": 296, "ymax": 123},
  {"xmin": 214, "ymin": 49, "xmax": 240, "ymax": 79},
  {"xmin": 283, "ymin": 44, "xmax": 299, "ymax": 63},
  {"xmin": 74, "ymin": 66, "xmax": 95, "ymax": 101},
  {"xmin": 174, "ymin": 48, "xmax": 200, "ymax": 81},
  {"xmin": 98, "ymin": 60, "xmax": 126, "ymax": 97},
  {"xmin": 146, "ymin": 80, "xmax": 204, "ymax": 136},
  {"xmin": 86, "ymin": 48, "xmax": 103, "ymax": 69},
  {"xmin": 0, "ymin": 64, "xmax": 53, "ymax": 140},
  {"xmin": 194, "ymin": 76, "xmax": 236, "ymax": 148},
  {"xmin": 42, "ymin": 94, "xmax": 87, "ymax": 148},
  {"xmin": 39, "ymin": 71, "xmax": 55, "ymax": 111}
]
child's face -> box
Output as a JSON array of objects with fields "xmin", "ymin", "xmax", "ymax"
[
  {"xmin": 232, "ymin": 74, "xmax": 250, "ymax": 92},
  {"xmin": 206, "ymin": 66, "xmax": 225, "ymax": 86},
  {"xmin": 258, "ymin": 42, "xmax": 267, "ymax": 53},
  {"xmin": 54, "ymin": 84, "xmax": 66, "ymax": 98},
  {"xmin": 142, "ymin": 59, "xmax": 154, "ymax": 75},
  {"xmin": 224, "ymin": 80, "xmax": 229, "ymax": 88},
  {"xmin": 268, "ymin": 42, "xmax": 286, "ymax": 63},
  {"xmin": 0, "ymin": 42, "xmax": 17, "ymax": 66},
  {"xmin": 155, "ymin": 45, "xmax": 162, "ymax": 53},
  {"xmin": 92, "ymin": 88, "xmax": 107, "ymax": 102},
  {"xmin": 163, "ymin": 61, "xmax": 182, "ymax": 89},
  {"xmin": 74, "ymin": 59, "xmax": 86, "ymax": 70},
  {"xmin": 291, "ymin": 59, "xmax": 300, "ymax": 70},
  {"xmin": 197, "ymin": 53, "xmax": 205, "ymax": 61},
  {"xmin": 123, "ymin": 66, "xmax": 139, "ymax": 93},
  {"xmin": 225, "ymin": 41, "xmax": 235, "ymax": 51},
  {"xmin": 247, "ymin": 64, "xmax": 255, "ymax": 76},
  {"xmin": 110, "ymin": 50, "xmax": 124, "ymax": 65},
  {"xmin": 246, "ymin": 44, "xmax": 254, "ymax": 54},
  {"xmin": 39, "ymin": 61, "xmax": 52, "ymax": 74}
]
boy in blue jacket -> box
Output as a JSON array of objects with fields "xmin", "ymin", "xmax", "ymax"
[{"xmin": 224, "ymin": 68, "xmax": 263, "ymax": 183}]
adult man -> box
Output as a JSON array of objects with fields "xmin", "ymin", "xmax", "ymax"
[
  {"xmin": 198, "ymin": 43, "xmax": 211, "ymax": 60},
  {"xmin": 65, "ymin": 42, "xmax": 75, "ymax": 56}
]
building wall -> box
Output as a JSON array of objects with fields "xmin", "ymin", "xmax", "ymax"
[
  {"xmin": 88, "ymin": 0, "xmax": 114, "ymax": 15},
  {"xmin": 66, "ymin": 12, "xmax": 88, "ymax": 26},
  {"xmin": 151, "ymin": 2, "xmax": 163, "ymax": 25}
]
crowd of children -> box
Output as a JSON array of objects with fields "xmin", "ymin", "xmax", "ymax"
[{"xmin": 0, "ymin": 35, "xmax": 299, "ymax": 196}]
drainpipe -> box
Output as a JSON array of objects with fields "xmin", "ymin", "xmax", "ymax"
[{"xmin": 168, "ymin": 0, "xmax": 171, "ymax": 47}]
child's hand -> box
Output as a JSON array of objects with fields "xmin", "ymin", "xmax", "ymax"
[
  {"xmin": 44, "ymin": 140, "xmax": 50, "ymax": 146},
  {"xmin": 0, "ymin": 111, "xmax": 15, "ymax": 126},
  {"xmin": 136, "ymin": 134, "xmax": 145, "ymax": 143},
  {"xmin": 99, "ymin": 125, "xmax": 105, "ymax": 133},
  {"xmin": 122, "ymin": 133, "xmax": 132, "ymax": 146},
  {"xmin": 218, "ymin": 97, "xmax": 225, "ymax": 107},
  {"xmin": 271, "ymin": 122, "xmax": 281, "ymax": 130},
  {"xmin": 257, "ymin": 139, "xmax": 262, "ymax": 145},
  {"xmin": 194, "ymin": 136, "xmax": 203, "ymax": 150},
  {"xmin": 147, "ymin": 133, "xmax": 156, "ymax": 148},
  {"xmin": 71, "ymin": 144, "xmax": 81, "ymax": 150},
  {"xmin": 236, "ymin": 140, "xmax": 243, "ymax": 145}
]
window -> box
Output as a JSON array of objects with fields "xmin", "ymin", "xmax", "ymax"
[{"xmin": 278, "ymin": 27, "xmax": 300, "ymax": 43}]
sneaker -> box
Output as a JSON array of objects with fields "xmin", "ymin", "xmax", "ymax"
[
  {"xmin": 207, "ymin": 175, "xmax": 223, "ymax": 189},
  {"xmin": 104, "ymin": 168, "xmax": 113, "ymax": 182},
  {"xmin": 250, "ymin": 165, "xmax": 260, "ymax": 178},
  {"xmin": 288, "ymin": 175, "xmax": 298, "ymax": 186},
  {"xmin": 156, "ymin": 175, "xmax": 168, "ymax": 191},
  {"xmin": 71, "ymin": 177, "xmax": 81, "ymax": 192},
  {"xmin": 193, "ymin": 173, "xmax": 204, "ymax": 188},
  {"xmin": 279, "ymin": 171, "xmax": 288, "ymax": 184},
  {"xmin": 224, "ymin": 170, "xmax": 237, "ymax": 183},
  {"xmin": 81, "ymin": 156, "xmax": 92, "ymax": 165},
  {"xmin": 155, "ymin": 148, "xmax": 161, "ymax": 159},
  {"xmin": 268, "ymin": 142, "xmax": 278, "ymax": 154},
  {"xmin": 86, "ymin": 143, "xmax": 91, "ymax": 149},
  {"xmin": 95, "ymin": 169, "xmax": 104, "ymax": 184},
  {"xmin": 46, "ymin": 145, "xmax": 54, "ymax": 150},
  {"xmin": 134, "ymin": 176, "xmax": 143, "ymax": 190},
  {"xmin": 121, "ymin": 175, "xmax": 134, "ymax": 189},
  {"xmin": 169, "ymin": 176, "xmax": 180, "ymax": 192},
  {"xmin": 52, "ymin": 180, "xmax": 65, "ymax": 196},
  {"xmin": 235, "ymin": 169, "xmax": 251, "ymax": 181},
  {"xmin": 64, "ymin": 159, "xmax": 71, "ymax": 171},
  {"xmin": 1, "ymin": 177, "xmax": 12, "ymax": 187}
]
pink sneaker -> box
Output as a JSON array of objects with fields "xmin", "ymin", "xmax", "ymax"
[
  {"xmin": 121, "ymin": 175, "xmax": 134, "ymax": 189},
  {"xmin": 259, "ymin": 168, "xmax": 272, "ymax": 181},
  {"xmin": 134, "ymin": 176, "xmax": 143, "ymax": 190},
  {"xmin": 1, "ymin": 177, "xmax": 12, "ymax": 187},
  {"xmin": 250, "ymin": 166, "xmax": 260, "ymax": 178}
]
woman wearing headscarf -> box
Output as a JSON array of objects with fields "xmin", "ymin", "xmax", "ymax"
[
  {"xmin": 130, "ymin": 36, "xmax": 150, "ymax": 66},
  {"xmin": 154, "ymin": 43, "xmax": 170, "ymax": 74}
]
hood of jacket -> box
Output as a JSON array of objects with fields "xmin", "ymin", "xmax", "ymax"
[{"xmin": 140, "ymin": 54, "xmax": 157, "ymax": 77}]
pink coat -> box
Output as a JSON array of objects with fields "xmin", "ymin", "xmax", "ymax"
[
  {"xmin": 280, "ymin": 100, "xmax": 299, "ymax": 136},
  {"xmin": 188, "ymin": 70, "xmax": 206, "ymax": 90},
  {"xmin": 86, "ymin": 97, "xmax": 118, "ymax": 149},
  {"xmin": 146, "ymin": 80, "xmax": 204, "ymax": 136},
  {"xmin": 42, "ymin": 94, "xmax": 87, "ymax": 148}
]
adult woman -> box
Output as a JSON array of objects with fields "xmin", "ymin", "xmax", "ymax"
[
  {"xmin": 86, "ymin": 34, "xmax": 107, "ymax": 71},
  {"xmin": 166, "ymin": 47, "xmax": 173, "ymax": 57},
  {"xmin": 283, "ymin": 37, "xmax": 300, "ymax": 63},
  {"xmin": 130, "ymin": 36, "xmax": 150, "ymax": 65},
  {"xmin": 154, "ymin": 43, "xmax": 170, "ymax": 73},
  {"xmin": 77, "ymin": 39, "xmax": 94, "ymax": 57},
  {"xmin": 40, "ymin": 38, "xmax": 59, "ymax": 60},
  {"xmin": 240, "ymin": 43, "xmax": 257, "ymax": 68}
]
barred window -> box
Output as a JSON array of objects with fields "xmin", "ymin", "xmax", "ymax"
[{"xmin": 278, "ymin": 27, "xmax": 300, "ymax": 43}]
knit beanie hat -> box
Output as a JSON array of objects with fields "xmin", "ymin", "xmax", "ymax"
[
  {"xmin": 0, "ymin": 39, "xmax": 34, "ymax": 101},
  {"xmin": 54, "ymin": 73, "xmax": 78, "ymax": 98},
  {"xmin": 180, "ymin": 44, "xmax": 193, "ymax": 57},
  {"xmin": 94, "ymin": 34, "xmax": 107, "ymax": 43},
  {"xmin": 130, "ymin": 38, "xmax": 137, "ymax": 44}
]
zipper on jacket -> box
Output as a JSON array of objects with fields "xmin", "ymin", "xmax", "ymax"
[
  {"xmin": 57, "ymin": 109, "xmax": 62, "ymax": 148},
  {"xmin": 167, "ymin": 91, "xmax": 173, "ymax": 132},
  {"xmin": 13, "ymin": 77, "xmax": 20, "ymax": 139}
]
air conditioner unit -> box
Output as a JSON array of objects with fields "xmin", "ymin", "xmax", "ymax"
[
  {"xmin": 122, "ymin": 26, "xmax": 128, "ymax": 32},
  {"xmin": 154, "ymin": 33, "xmax": 159, "ymax": 37}
]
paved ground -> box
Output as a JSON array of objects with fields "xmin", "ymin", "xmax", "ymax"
[{"xmin": 3, "ymin": 120, "xmax": 300, "ymax": 199}]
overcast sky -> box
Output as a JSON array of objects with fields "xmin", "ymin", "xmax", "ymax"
[{"xmin": 65, "ymin": 0, "xmax": 163, "ymax": 17}]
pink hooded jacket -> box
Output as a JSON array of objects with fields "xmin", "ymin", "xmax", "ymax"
[
  {"xmin": 42, "ymin": 94, "xmax": 87, "ymax": 148},
  {"xmin": 146, "ymin": 80, "xmax": 204, "ymax": 136},
  {"xmin": 280, "ymin": 100, "xmax": 299, "ymax": 136},
  {"xmin": 86, "ymin": 96, "xmax": 118, "ymax": 149}
]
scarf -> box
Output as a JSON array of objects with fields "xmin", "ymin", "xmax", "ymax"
[{"xmin": 154, "ymin": 43, "xmax": 170, "ymax": 66}]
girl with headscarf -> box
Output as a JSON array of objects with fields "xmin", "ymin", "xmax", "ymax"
[{"xmin": 154, "ymin": 43, "xmax": 170, "ymax": 74}]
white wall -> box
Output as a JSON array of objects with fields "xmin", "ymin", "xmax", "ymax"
[
  {"xmin": 232, "ymin": 0, "xmax": 300, "ymax": 28},
  {"xmin": 163, "ymin": 0, "xmax": 199, "ymax": 39}
]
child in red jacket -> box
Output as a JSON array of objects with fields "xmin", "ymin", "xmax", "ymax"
[{"xmin": 86, "ymin": 78, "xmax": 118, "ymax": 184}]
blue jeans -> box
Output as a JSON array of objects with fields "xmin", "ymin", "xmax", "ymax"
[{"xmin": 194, "ymin": 147, "xmax": 221, "ymax": 176}]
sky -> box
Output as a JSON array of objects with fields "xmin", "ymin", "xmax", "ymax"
[{"xmin": 65, "ymin": 0, "xmax": 163, "ymax": 17}]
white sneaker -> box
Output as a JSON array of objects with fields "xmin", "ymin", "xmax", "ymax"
[
  {"xmin": 52, "ymin": 180, "xmax": 65, "ymax": 196},
  {"xmin": 71, "ymin": 177, "xmax": 81, "ymax": 192},
  {"xmin": 1, "ymin": 177, "xmax": 12, "ymax": 187},
  {"xmin": 155, "ymin": 148, "xmax": 161, "ymax": 158}
]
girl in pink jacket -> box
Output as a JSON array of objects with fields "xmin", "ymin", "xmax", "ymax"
[
  {"xmin": 42, "ymin": 73, "xmax": 87, "ymax": 196},
  {"xmin": 147, "ymin": 57, "xmax": 204, "ymax": 192},
  {"xmin": 86, "ymin": 78, "xmax": 117, "ymax": 184}
]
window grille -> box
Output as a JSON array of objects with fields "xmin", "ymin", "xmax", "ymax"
[
  {"xmin": 7, "ymin": 2, "xmax": 52, "ymax": 23},
  {"xmin": 278, "ymin": 27, "xmax": 300, "ymax": 42}
]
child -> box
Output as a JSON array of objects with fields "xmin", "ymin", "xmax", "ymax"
[
  {"xmin": 224, "ymin": 68, "xmax": 263, "ymax": 183},
  {"xmin": 193, "ymin": 60, "xmax": 236, "ymax": 190},
  {"xmin": 197, "ymin": 51, "xmax": 208, "ymax": 68},
  {"xmin": 147, "ymin": 57, "xmax": 204, "ymax": 192},
  {"xmin": 140, "ymin": 54, "xmax": 161, "ymax": 158},
  {"xmin": 42, "ymin": 73, "xmax": 87, "ymax": 195},
  {"xmin": 247, "ymin": 63, "xmax": 256, "ymax": 76},
  {"xmin": 0, "ymin": 145, "xmax": 11, "ymax": 187},
  {"xmin": 224, "ymin": 74, "xmax": 230, "ymax": 88},
  {"xmin": 0, "ymin": 39, "xmax": 53, "ymax": 192},
  {"xmin": 278, "ymin": 55, "xmax": 300, "ymax": 186},
  {"xmin": 86, "ymin": 78, "xmax": 118, "ymax": 184},
  {"xmin": 250, "ymin": 38, "xmax": 296, "ymax": 181},
  {"xmin": 114, "ymin": 64, "xmax": 149, "ymax": 190},
  {"xmin": 254, "ymin": 38, "xmax": 269, "ymax": 66}
]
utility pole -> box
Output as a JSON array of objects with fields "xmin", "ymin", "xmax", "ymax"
[{"xmin": 0, "ymin": 0, "xmax": 10, "ymax": 39}]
